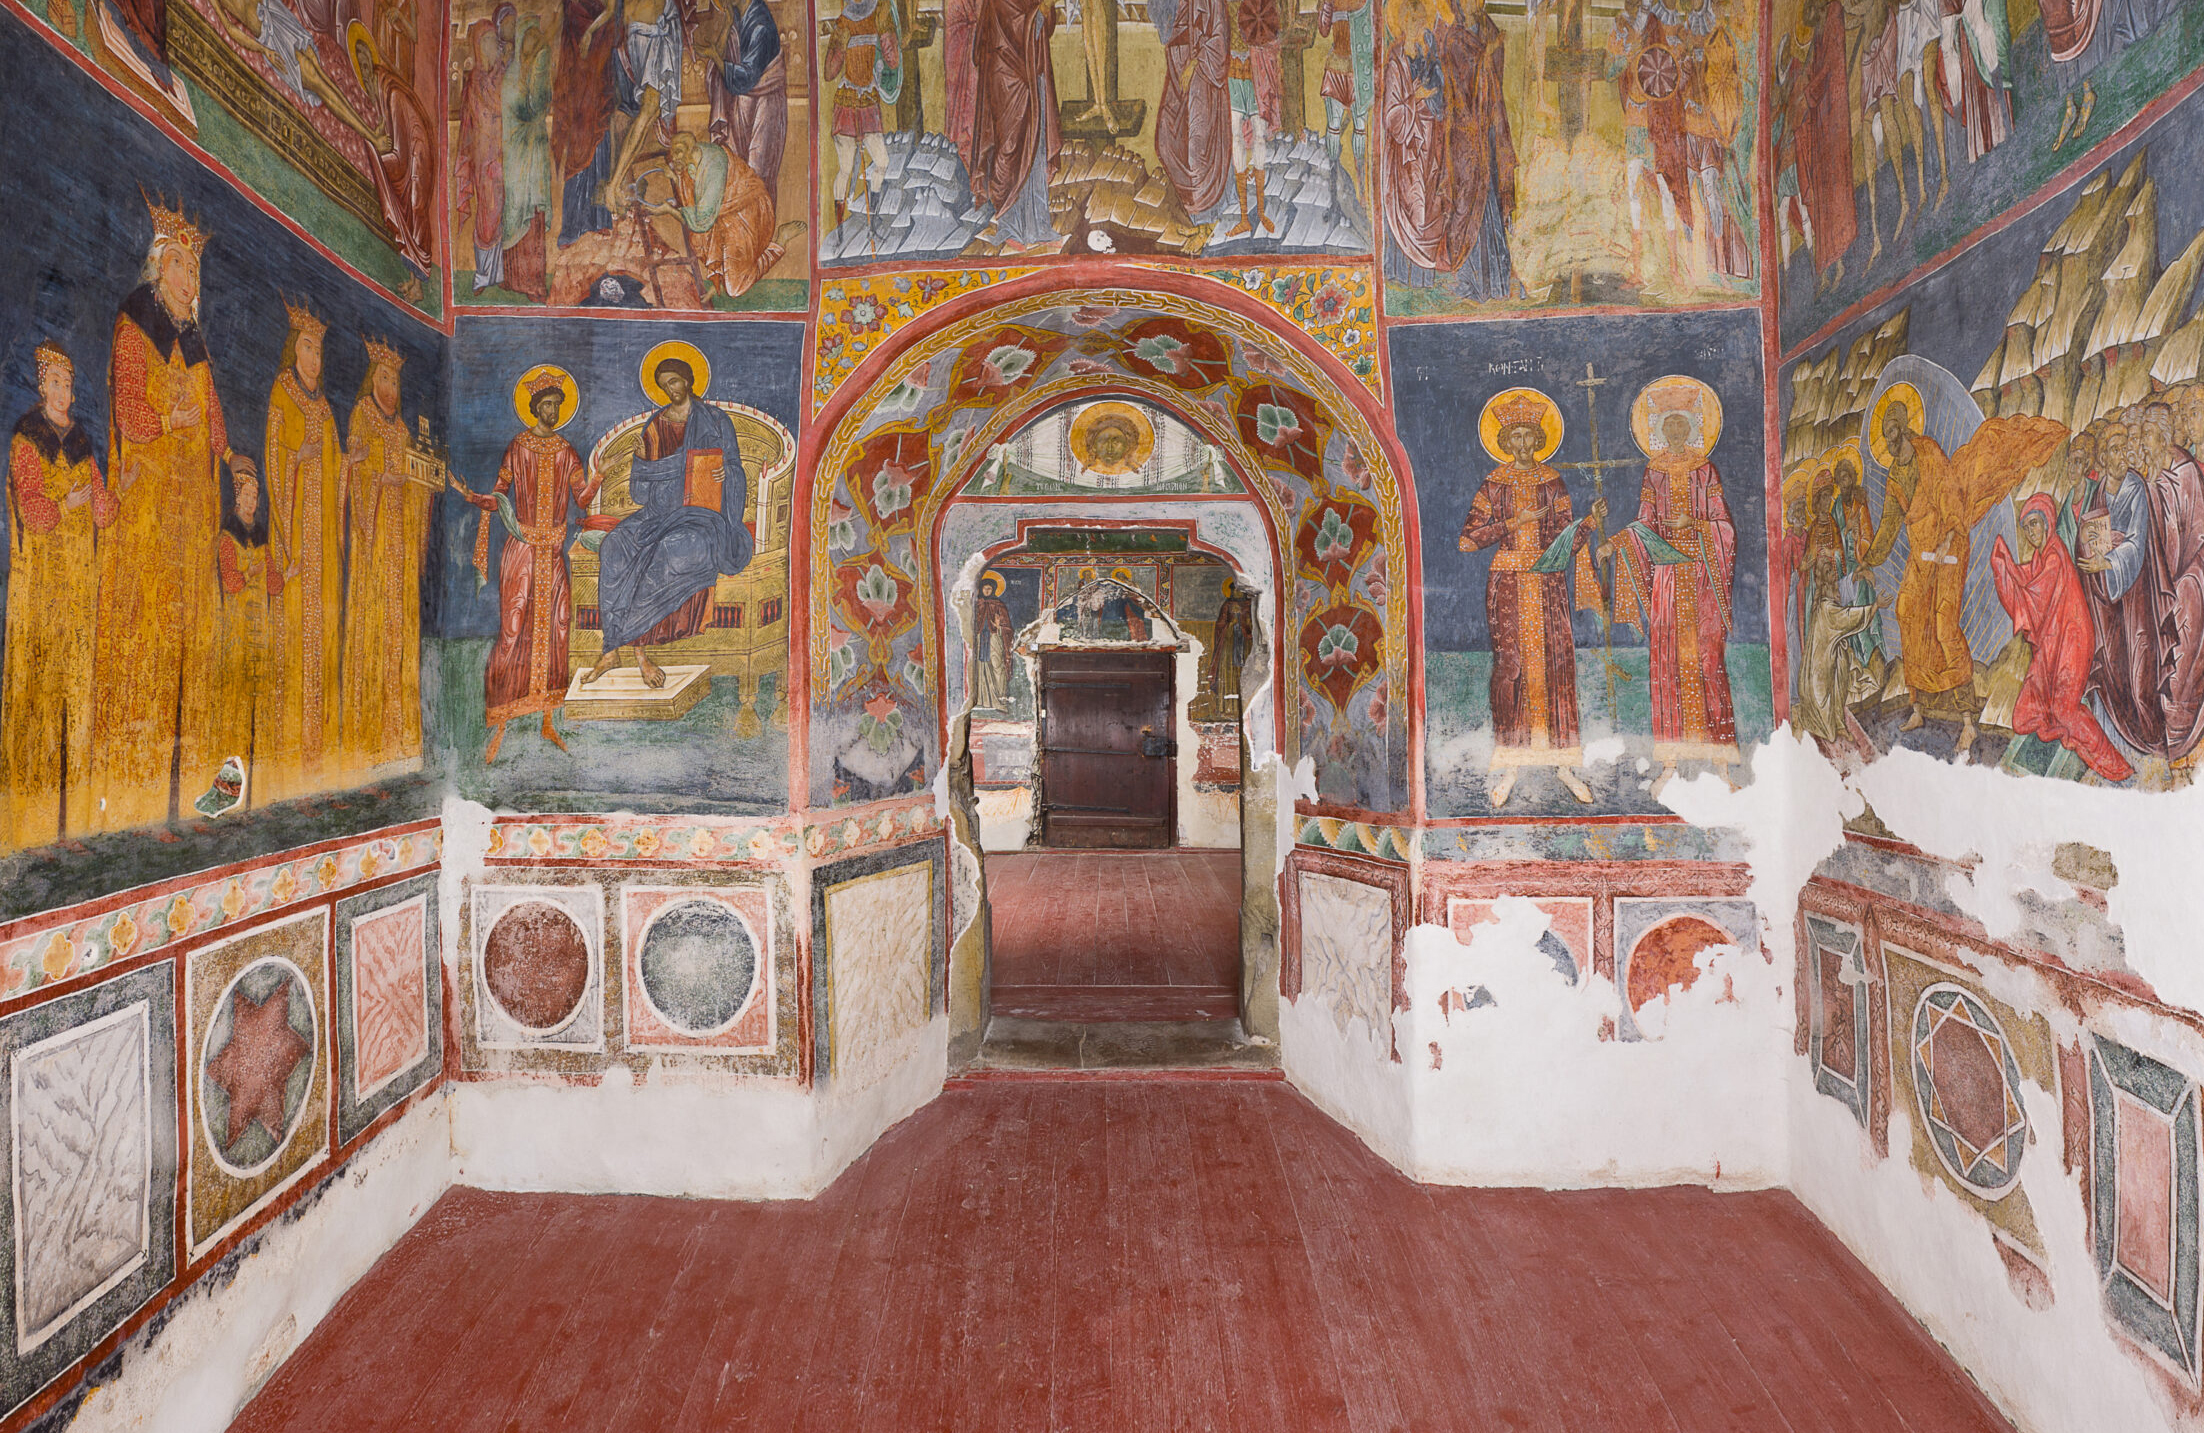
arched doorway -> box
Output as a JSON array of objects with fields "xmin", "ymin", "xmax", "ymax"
[{"xmin": 798, "ymin": 271, "xmax": 1423, "ymax": 1065}]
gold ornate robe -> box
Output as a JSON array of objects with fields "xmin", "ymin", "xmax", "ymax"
[
  {"xmin": 264, "ymin": 370, "xmax": 345, "ymax": 800},
  {"xmin": 92, "ymin": 285, "xmax": 229, "ymax": 832},
  {"xmin": 340, "ymin": 395, "xmax": 429, "ymax": 772},
  {"xmin": 3, "ymin": 414, "xmax": 113, "ymax": 849}
]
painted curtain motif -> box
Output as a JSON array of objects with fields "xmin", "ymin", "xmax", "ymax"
[
  {"xmin": 439, "ymin": 318, "xmax": 801, "ymax": 814},
  {"xmin": 1396, "ymin": 309, "xmax": 1768, "ymax": 818},
  {"xmin": 1379, "ymin": 0, "xmax": 1757, "ymax": 316},
  {"xmin": 447, "ymin": 0, "xmax": 809, "ymax": 311},
  {"xmin": 0, "ymin": 31, "xmax": 445, "ymax": 868},
  {"xmin": 14, "ymin": 0, "xmax": 443, "ymax": 314},
  {"xmin": 1770, "ymin": 0, "xmax": 2204, "ymax": 350},
  {"xmin": 811, "ymin": 0, "xmax": 1376, "ymax": 266},
  {"xmin": 1779, "ymin": 91, "xmax": 2204, "ymax": 790}
]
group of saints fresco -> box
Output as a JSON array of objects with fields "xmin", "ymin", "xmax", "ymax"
[{"xmin": 0, "ymin": 198, "xmax": 757, "ymax": 854}]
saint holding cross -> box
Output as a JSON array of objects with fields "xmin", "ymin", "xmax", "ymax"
[{"xmin": 1458, "ymin": 387, "xmax": 1605, "ymax": 806}]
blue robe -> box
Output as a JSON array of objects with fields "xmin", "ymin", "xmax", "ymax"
[{"xmin": 596, "ymin": 400, "xmax": 753, "ymax": 648}]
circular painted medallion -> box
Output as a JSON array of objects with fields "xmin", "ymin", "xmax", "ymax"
[
  {"xmin": 483, "ymin": 900, "xmax": 592, "ymax": 1033},
  {"xmin": 637, "ymin": 900, "xmax": 758, "ymax": 1037},
  {"xmin": 201, "ymin": 955, "xmax": 318, "ymax": 1177},
  {"xmin": 1909, "ymin": 983, "xmax": 2029, "ymax": 1199}
]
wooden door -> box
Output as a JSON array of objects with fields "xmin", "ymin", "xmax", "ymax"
[{"xmin": 1038, "ymin": 651, "xmax": 1175, "ymax": 848}]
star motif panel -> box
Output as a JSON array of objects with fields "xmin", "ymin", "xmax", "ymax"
[
  {"xmin": 334, "ymin": 874, "xmax": 444, "ymax": 1147},
  {"xmin": 0, "ymin": 963, "xmax": 175, "ymax": 1420},
  {"xmin": 184, "ymin": 908, "xmax": 331, "ymax": 1261}
]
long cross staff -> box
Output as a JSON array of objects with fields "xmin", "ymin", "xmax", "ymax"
[{"xmin": 1555, "ymin": 362, "xmax": 1639, "ymax": 711}]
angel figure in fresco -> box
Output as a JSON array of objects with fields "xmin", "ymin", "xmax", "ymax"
[
  {"xmin": 340, "ymin": 339, "xmax": 432, "ymax": 774},
  {"xmin": 2076, "ymin": 402, "xmax": 2204, "ymax": 773},
  {"xmin": 1859, "ymin": 382, "xmax": 2065, "ymax": 756},
  {"xmin": 971, "ymin": 571, "xmax": 1015, "ymax": 713},
  {"xmin": 1603, "ymin": 377, "xmax": 1735, "ymax": 792},
  {"xmin": 93, "ymin": 200, "xmax": 259, "ymax": 834},
  {"xmin": 1990, "ymin": 495, "xmax": 2132, "ymax": 781},
  {"xmin": 3, "ymin": 342, "xmax": 115, "ymax": 852},
  {"xmin": 458, "ymin": 368, "xmax": 600, "ymax": 763},
  {"xmin": 1380, "ymin": 0, "xmax": 1517, "ymax": 301},
  {"xmin": 260, "ymin": 301, "xmax": 345, "ymax": 802},
  {"xmin": 582, "ymin": 348, "xmax": 754, "ymax": 690},
  {"xmin": 1459, "ymin": 388, "xmax": 1604, "ymax": 807}
]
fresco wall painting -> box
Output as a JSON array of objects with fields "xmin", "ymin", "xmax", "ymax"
[
  {"xmin": 1770, "ymin": 0, "xmax": 2204, "ymax": 350},
  {"xmin": 807, "ymin": 282, "xmax": 1409, "ymax": 815},
  {"xmin": 447, "ymin": 0, "xmax": 810, "ymax": 311},
  {"xmin": 439, "ymin": 318, "xmax": 801, "ymax": 814},
  {"xmin": 1779, "ymin": 85, "xmax": 2204, "ymax": 788},
  {"xmin": 1395, "ymin": 308, "xmax": 1769, "ymax": 818}
]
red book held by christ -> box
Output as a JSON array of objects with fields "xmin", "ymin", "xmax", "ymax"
[{"xmin": 684, "ymin": 449, "xmax": 725, "ymax": 511}]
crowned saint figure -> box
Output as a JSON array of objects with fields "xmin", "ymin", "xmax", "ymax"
[
  {"xmin": 1458, "ymin": 388, "xmax": 1604, "ymax": 807},
  {"xmin": 459, "ymin": 370, "xmax": 599, "ymax": 763},
  {"xmin": 340, "ymin": 338, "xmax": 432, "ymax": 773},
  {"xmin": 262, "ymin": 301, "xmax": 345, "ymax": 800},
  {"xmin": 92, "ymin": 201, "xmax": 259, "ymax": 832},
  {"xmin": 1605, "ymin": 377, "xmax": 1737, "ymax": 789},
  {"xmin": 4, "ymin": 342, "xmax": 116, "ymax": 850}
]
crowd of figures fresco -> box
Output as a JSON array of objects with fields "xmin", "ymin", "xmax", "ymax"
[
  {"xmin": 1771, "ymin": 0, "xmax": 2203, "ymax": 347},
  {"xmin": 0, "ymin": 27, "xmax": 445, "ymax": 862},
  {"xmin": 1780, "ymin": 85, "xmax": 2204, "ymax": 789},
  {"xmin": 447, "ymin": 0, "xmax": 810, "ymax": 310}
]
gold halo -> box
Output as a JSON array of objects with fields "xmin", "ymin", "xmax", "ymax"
[
  {"xmin": 511, "ymin": 364, "xmax": 579, "ymax": 430},
  {"xmin": 979, "ymin": 570, "xmax": 1004, "ymax": 597},
  {"xmin": 1069, "ymin": 401, "xmax": 1155, "ymax": 475},
  {"xmin": 640, "ymin": 340, "xmax": 711, "ymax": 406},
  {"xmin": 1632, "ymin": 375, "xmax": 1723, "ymax": 459},
  {"xmin": 1478, "ymin": 387, "xmax": 1564, "ymax": 464},
  {"xmin": 1866, "ymin": 382, "xmax": 1926, "ymax": 468}
]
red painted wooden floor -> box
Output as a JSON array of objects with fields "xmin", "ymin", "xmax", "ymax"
[
  {"xmin": 988, "ymin": 850, "xmax": 1241, "ymax": 1021},
  {"xmin": 232, "ymin": 1081, "xmax": 2011, "ymax": 1433}
]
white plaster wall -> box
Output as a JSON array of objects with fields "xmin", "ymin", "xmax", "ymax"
[
  {"xmin": 448, "ymin": 1016, "xmax": 948, "ymax": 1200},
  {"xmin": 67, "ymin": 1092, "xmax": 453, "ymax": 1433}
]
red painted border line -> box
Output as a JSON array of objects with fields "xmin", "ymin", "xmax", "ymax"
[
  {"xmin": 1378, "ymin": 296, "xmax": 1764, "ymax": 328},
  {"xmin": 1776, "ymin": 61, "xmax": 2204, "ymax": 365},
  {"xmin": 946, "ymin": 1067, "xmax": 1284, "ymax": 1086},
  {"xmin": 0, "ymin": 815, "xmax": 441, "ymax": 945},
  {"xmin": 1420, "ymin": 812, "xmax": 1691, "ymax": 828},
  {"xmin": 451, "ymin": 301, "xmax": 809, "ymax": 323}
]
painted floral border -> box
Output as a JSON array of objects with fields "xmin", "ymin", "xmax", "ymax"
[
  {"xmin": 486, "ymin": 799, "xmax": 946, "ymax": 867},
  {"xmin": 813, "ymin": 269, "xmax": 1037, "ymax": 410},
  {"xmin": 0, "ymin": 826, "xmax": 443, "ymax": 997}
]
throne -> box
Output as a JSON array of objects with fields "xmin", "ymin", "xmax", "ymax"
[{"xmin": 566, "ymin": 400, "xmax": 797, "ymax": 736}]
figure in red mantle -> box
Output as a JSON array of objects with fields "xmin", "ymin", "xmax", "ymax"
[
  {"xmin": 460, "ymin": 376, "xmax": 601, "ymax": 764},
  {"xmin": 971, "ymin": 0, "xmax": 1062, "ymax": 248},
  {"xmin": 1792, "ymin": 0, "xmax": 1857, "ymax": 290},
  {"xmin": 1991, "ymin": 493, "xmax": 2133, "ymax": 780}
]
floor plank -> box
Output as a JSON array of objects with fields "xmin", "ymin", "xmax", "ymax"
[{"xmin": 231, "ymin": 1082, "xmax": 2014, "ymax": 1433}]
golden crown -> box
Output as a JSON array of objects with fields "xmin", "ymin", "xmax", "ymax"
[
  {"xmin": 32, "ymin": 341, "xmax": 72, "ymax": 381},
  {"xmin": 145, "ymin": 195, "xmax": 209, "ymax": 256},
  {"xmin": 1650, "ymin": 384, "xmax": 1702, "ymax": 417},
  {"xmin": 1493, "ymin": 392, "xmax": 1549, "ymax": 432},
  {"xmin": 363, "ymin": 336, "xmax": 404, "ymax": 372},
  {"xmin": 282, "ymin": 298, "xmax": 328, "ymax": 339}
]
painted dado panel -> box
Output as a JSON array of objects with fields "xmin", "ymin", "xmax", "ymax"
[{"xmin": 809, "ymin": 838, "xmax": 949, "ymax": 1092}]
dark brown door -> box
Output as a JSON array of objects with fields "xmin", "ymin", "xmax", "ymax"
[{"xmin": 1038, "ymin": 651, "xmax": 1175, "ymax": 848}]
